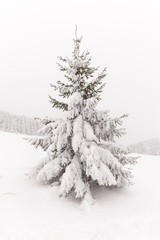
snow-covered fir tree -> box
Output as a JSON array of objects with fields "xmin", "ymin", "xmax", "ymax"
[{"xmin": 29, "ymin": 32, "xmax": 137, "ymax": 205}]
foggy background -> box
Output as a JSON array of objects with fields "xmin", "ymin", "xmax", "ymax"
[{"xmin": 0, "ymin": 0, "xmax": 160, "ymax": 145}]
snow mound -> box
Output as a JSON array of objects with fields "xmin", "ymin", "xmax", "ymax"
[{"xmin": 0, "ymin": 131, "xmax": 160, "ymax": 240}]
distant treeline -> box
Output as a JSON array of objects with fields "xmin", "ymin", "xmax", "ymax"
[
  {"xmin": 130, "ymin": 138, "xmax": 160, "ymax": 156},
  {"xmin": 0, "ymin": 111, "xmax": 42, "ymax": 135}
]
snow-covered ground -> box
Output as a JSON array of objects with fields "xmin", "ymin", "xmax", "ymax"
[{"xmin": 0, "ymin": 131, "xmax": 160, "ymax": 240}]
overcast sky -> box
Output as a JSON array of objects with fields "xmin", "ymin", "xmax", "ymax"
[{"xmin": 0, "ymin": 0, "xmax": 160, "ymax": 144}]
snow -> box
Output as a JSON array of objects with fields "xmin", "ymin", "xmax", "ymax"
[{"xmin": 0, "ymin": 131, "xmax": 160, "ymax": 240}]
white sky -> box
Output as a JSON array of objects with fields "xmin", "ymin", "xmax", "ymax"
[{"xmin": 0, "ymin": 0, "xmax": 160, "ymax": 144}]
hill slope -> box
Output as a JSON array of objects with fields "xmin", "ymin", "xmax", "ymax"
[
  {"xmin": 130, "ymin": 138, "xmax": 160, "ymax": 155},
  {"xmin": 0, "ymin": 131, "xmax": 160, "ymax": 240}
]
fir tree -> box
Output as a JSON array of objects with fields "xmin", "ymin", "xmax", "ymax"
[{"xmin": 29, "ymin": 31, "xmax": 137, "ymax": 205}]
